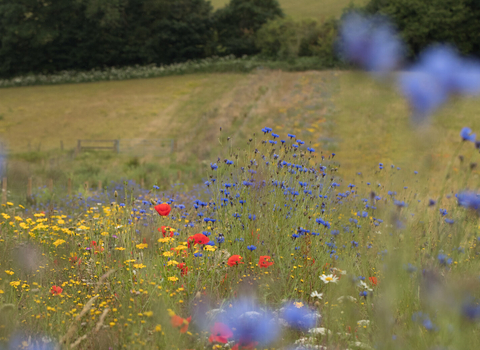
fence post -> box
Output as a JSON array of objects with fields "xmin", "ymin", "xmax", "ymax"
[
  {"xmin": 77, "ymin": 140, "xmax": 81, "ymax": 154},
  {"xmin": 115, "ymin": 140, "xmax": 120, "ymax": 153},
  {"xmin": 97, "ymin": 180, "xmax": 102, "ymax": 192},
  {"xmin": 2, "ymin": 177, "xmax": 6, "ymax": 204}
]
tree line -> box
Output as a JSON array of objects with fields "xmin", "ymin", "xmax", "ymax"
[{"xmin": 1, "ymin": 0, "xmax": 479, "ymax": 78}]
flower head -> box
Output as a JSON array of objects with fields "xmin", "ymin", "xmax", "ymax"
[
  {"xmin": 209, "ymin": 322, "xmax": 233, "ymax": 344},
  {"xmin": 320, "ymin": 274, "xmax": 339, "ymax": 284},
  {"xmin": 170, "ymin": 314, "xmax": 192, "ymax": 333},
  {"xmin": 51, "ymin": 285, "xmax": 63, "ymax": 295},
  {"xmin": 457, "ymin": 191, "xmax": 480, "ymax": 211},
  {"xmin": 188, "ymin": 233, "xmax": 210, "ymax": 247},
  {"xmin": 228, "ymin": 255, "xmax": 244, "ymax": 267},
  {"xmin": 281, "ymin": 302, "xmax": 318, "ymax": 330},
  {"xmin": 460, "ymin": 127, "xmax": 476, "ymax": 142},
  {"xmin": 155, "ymin": 203, "xmax": 171, "ymax": 216},
  {"xmin": 258, "ymin": 256, "xmax": 274, "ymax": 268},
  {"xmin": 338, "ymin": 12, "xmax": 404, "ymax": 74}
]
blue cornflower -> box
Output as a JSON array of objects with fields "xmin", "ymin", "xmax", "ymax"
[
  {"xmin": 272, "ymin": 133, "xmax": 279, "ymax": 138},
  {"xmin": 399, "ymin": 45, "xmax": 480, "ymax": 121},
  {"xmin": 438, "ymin": 254, "xmax": 452, "ymax": 266},
  {"xmin": 247, "ymin": 245, "xmax": 257, "ymax": 251},
  {"xmin": 439, "ymin": 208, "xmax": 448, "ymax": 216},
  {"xmin": 338, "ymin": 12, "xmax": 404, "ymax": 74},
  {"xmin": 457, "ymin": 191, "xmax": 480, "ymax": 211},
  {"xmin": 281, "ymin": 303, "xmax": 318, "ymax": 330},
  {"xmin": 460, "ymin": 127, "xmax": 476, "ymax": 142},
  {"xmin": 153, "ymin": 185, "xmax": 160, "ymax": 190},
  {"xmin": 359, "ymin": 291, "xmax": 368, "ymax": 297},
  {"xmin": 225, "ymin": 159, "xmax": 234, "ymax": 165},
  {"xmin": 219, "ymin": 298, "xmax": 279, "ymax": 346},
  {"xmin": 210, "ymin": 163, "xmax": 218, "ymax": 170},
  {"xmin": 462, "ymin": 300, "xmax": 480, "ymax": 321},
  {"xmin": 445, "ymin": 218, "xmax": 454, "ymax": 224},
  {"xmin": 296, "ymin": 140, "xmax": 305, "ymax": 145}
]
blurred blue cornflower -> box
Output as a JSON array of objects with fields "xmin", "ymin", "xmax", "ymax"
[
  {"xmin": 399, "ymin": 45, "xmax": 480, "ymax": 122},
  {"xmin": 457, "ymin": 191, "xmax": 480, "ymax": 211},
  {"xmin": 460, "ymin": 127, "xmax": 476, "ymax": 142},
  {"xmin": 281, "ymin": 302, "xmax": 318, "ymax": 330},
  {"xmin": 338, "ymin": 12, "xmax": 404, "ymax": 74},
  {"xmin": 218, "ymin": 298, "xmax": 279, "ymax": 346},
  {"xmin": 247, "ymin": 245, "xmax": 257, "ymax": 251},
  {"xmin": 437, "ymin": 254, "xmax": 452, "ymax": 266}
]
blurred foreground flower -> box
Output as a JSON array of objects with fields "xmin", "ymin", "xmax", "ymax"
[
  {"xmin": 281, "ymin": 302, "xmax": 319, "ymax": 330},
  {"xmin": 169, "ymin": 309, "xmax": 192, "ymax": 333},
  {"xmin": 216, "ymin": 298, "xmax": 279, "ymax": 347},
  {"xmin": 209, "ymin": 322, "xmax": 233, "ymax": 344},
  {"xmin": 457, "ymin": 191, "xmax": 480, "ymax": 211},
  {"xmin": 338, "ymin": 12, "xmax": 404, "ymax": 75},
  {"xmin": 399, "ymin": 45, "xmax": 480, "ymax": 122}
]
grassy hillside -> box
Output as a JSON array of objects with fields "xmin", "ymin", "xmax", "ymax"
[
  {"xmin": 2, "ymin": 70, "xmax": 480, "ymax": 202},
  {"xmin": 209, "ymin": 0, "xmax": 369, "ymax": 19}
]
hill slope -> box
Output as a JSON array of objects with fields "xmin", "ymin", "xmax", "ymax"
[
  {"xmin": 209, "ymin": 0, "xmax": 368, "ymax": 19},
  {"xmin": 2, "ymin": 70, "xmax": 480, "ymax": 199}
]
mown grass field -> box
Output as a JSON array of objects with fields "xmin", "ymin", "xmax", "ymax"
[
  {"xmin": 209, "ymin": 0, "xmax": 369, "ymax": 20},
  {"xmin": 2, "ymin": 70, "xmax": 480, "ymax": 199}
]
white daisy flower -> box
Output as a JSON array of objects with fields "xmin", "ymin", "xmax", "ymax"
[
  {"xmin": 310, "ymin": 290, "xmax": 323, "ymax": 299},
  {"xmin": 320, "ymin": 274, "xmax": 339, "ymax": 284},
  {"xmin": 358, "ymin": 280, "xmax": 373, "ymax": 292}
]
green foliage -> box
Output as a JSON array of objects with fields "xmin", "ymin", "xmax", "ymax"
[
  {"xmin": 363, "ymin": 0, "xmax": 480, "ymax": 57},
  {"xmin": 0, "ymin": 0, "xmax": 216, "ymax": 78},
  {"xmin": 256, "ymin": 17, "xmax": 339, "ymax": 66},
  {"xmin": 214, "ymin": 0, "xmax": 284, "ymax": 57}
]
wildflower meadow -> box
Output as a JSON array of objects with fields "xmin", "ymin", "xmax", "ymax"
[{"xmin": 2, "ymin": 11, "xmax": 480, "ymax": 350}]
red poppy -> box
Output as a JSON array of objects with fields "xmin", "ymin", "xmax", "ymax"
[
  {"xmin": 227, "ymin": 255, "xmax": 244, "ymax": 267},
  {"xmin": 51, "ymin": 285, "xmax": 63, "ymax": 295},
  {"xmin": 155, "ymin": 203, "xmax": 171, "ymax": 216},
  {"xmin": 171, "ymin": 315, "xmax": 192, "ymax": 333},
  {"xmin": 177, "ymin": 263, "xmax": 189, "ymax": 276},
  {"xmin": 69, "ymin": 255, "xmax": 82, "ymax": 266},
  {"xmin": 188, "ymin": 233, "xmax": 210, "ymax": 247},
  {"xmin": 369, "ymin": 276, "xmax": 378, "ymax": 286},
  {"xmin": 158, "ymin": 226, "xmax": 174, "ymax": 237},
  {"xmin": 258, "ymin": 256, "xmax": 274, "ymax": 268},
  {"xmin": 209, "ymin": 322, "xmax": 233, "ymax": 344}
]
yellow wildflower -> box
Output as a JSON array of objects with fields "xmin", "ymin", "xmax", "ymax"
[
  {"xmin": 53, "ymin": 239, "xmax": 66, "ymax": 248},
  {"xmin": 136, "ymin": 243, "xmax": 148, "ymax": 249}
]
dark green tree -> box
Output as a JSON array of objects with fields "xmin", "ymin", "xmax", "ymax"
[
  {"xmin": 214, "ymin": 0, "xmax": 284, "ymax": 57},
  {"xmin": 364, "ymin": 0, "xmax": 480, "ymax": 57}
]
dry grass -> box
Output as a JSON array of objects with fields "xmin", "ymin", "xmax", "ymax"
[
  {"xmin": 209, "ymin": 0, "xmax": 369, "ymax": 19},
  {"xmin": 3, "ymin": 70, "xmax": 480, "ymax": 195}
]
